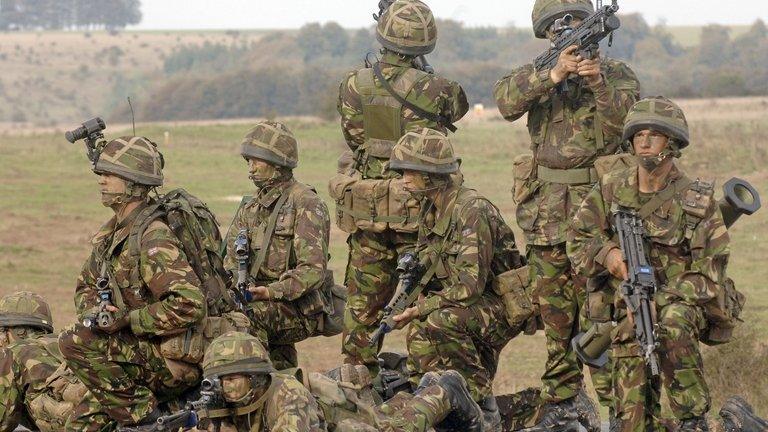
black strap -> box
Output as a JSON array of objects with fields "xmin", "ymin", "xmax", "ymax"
[{"xmin": 372, "ymin": 62, "xmax": 457, "ymax": 133}]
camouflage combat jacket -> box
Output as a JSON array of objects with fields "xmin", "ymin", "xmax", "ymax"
[
  {"xmin": 567, "ymin": 165, "xmax": 731, "ymax": 308},
  {"xmin": 203, "ymin": 373, "xmax": 323, "ymax": 432},
  {"xmin": 414, "ymin": 186, "xmax": 524, "ymax": 318},
  {"xmin": 75, "ymin": 201, "xmax": 206, "ymax": 337},
  {"xmin": 224, "ymin": 178, "xmax": 331, "ymax": 307},
  {"xmin": 338, "ymin": 51, "xmax": 469, "ymax": 180},
  {"xmin": 494, "ymin": 59, "xmax": 640, "ymax": 245},
  {"xmin": 0, "ymin": 334, "xmax": 85, "ymax": 432}
]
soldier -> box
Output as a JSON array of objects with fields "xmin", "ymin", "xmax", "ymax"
[
  {"xmin": 387, "ymin": 128, "xmax": 527, "ymax": 429},
  {"xmin": 223, "ymin": 121, "xmax": 333, "ymax": 371},
  {"xmin": 333, "ymin": 0, "xmax": 469, "ymax": 376},
  {"xmin": 58, "ymin": 136, "xmax": 207, "ymax": 431},
  {"xmin": 198, "ymin": 331, "xmax": 482, "ymax": 432},
  {"xmin": 0, "ymin": 291, "xmax": 89, "ymax": 432},
  {"xmin": 567, "ymin": 96, "xmax": 741, "ymax": 431},
  {"xmin": 493, "ymin": 0, "xmax": 640, "ymax": 426}
]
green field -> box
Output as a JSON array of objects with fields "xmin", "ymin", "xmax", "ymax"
[{"xmin": 1, "ymin": 98, "xmax": 767, "ymax": 417}]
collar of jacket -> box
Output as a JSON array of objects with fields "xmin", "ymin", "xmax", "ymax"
[
  {"xmin": 379, "ymin": 51, "xmax": 414, "ymax": 68},
  {"xmin": 424, "ymin": 186, "xmax": 461, "ymax": 237},
  {"xmin": 255, "ymin": 178, "xmax": 296, "ymax": 209},
  {"xmin": 91, "ymin": 200, "xmax": 149, "ymax": 248},
  {"xmin": 614, "ymin": 164, "xmax": 682, "ymax": 210}
]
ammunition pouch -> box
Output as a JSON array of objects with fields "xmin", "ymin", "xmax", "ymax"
[
  {"xmin": 492, "ymin": 266, "xmax": 535, "ymax": 330},
  {"xmin": 593, "ymin": 153, "xmax": 636, "ymax": 180},
  {"xmin": 584, "ymin": 273, "xmax": 614, "ymax": 323},
  {"xmin": 512, "ymin": 154, "xmax": 535, "ymax": 204},
  {"xmin": 700, "ymin": 277, "xmax": 746, "ymax": 346},
  {"xmin": 159, "ymin": 311, "xmax": 252, "ymax": 364},
  {"xmin": 28, "ymin": 362, "xmax": 89, "ymax": 431},
  {"xmin": 329, "ymin": 153, "xmax": 420, "ymax": 234},
  {"xmin": 298, "ymin": 271, "xmax": 347, "ymax": 337}
]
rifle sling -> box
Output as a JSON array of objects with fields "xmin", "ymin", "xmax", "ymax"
[
  {"xmin": 252, "ymin": 190, "xmax": 292, "ymax": 278},
  {"xmin": 637, "ymin": 175, "xmax": 693, "ymax": 219},
  {"xmin": 372, "ymin": 62, "xmax": 457, "ymax": 133}
]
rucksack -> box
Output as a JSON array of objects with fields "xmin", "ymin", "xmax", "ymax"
[{"xmin": 128, "ymin": 189, "xmax": 238, "ymax": 317}]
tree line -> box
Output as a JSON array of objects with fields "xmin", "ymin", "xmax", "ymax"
[
  {"xmin": 118, "ymin": 15, "xmax": 768, "ymax": 121},
  {"xmin": 0, "ymin": 0, "xmax": 141, "ymax": 30}
]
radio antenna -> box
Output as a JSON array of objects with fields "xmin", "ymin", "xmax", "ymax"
[{"xmin": 127, "ymin": 97, "xmax": 136, "ymax": 136}]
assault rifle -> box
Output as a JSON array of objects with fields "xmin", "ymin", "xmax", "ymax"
[
  {"xmin": 373, "ymin": 0, "xmax": 434, "ymax": 74},
  {"xmin": 369, "ymin": 252, "xmax": 424, "ymax": 347},
  {"xmin": 533, "ymin": 0, "xmax": 621, "ymax": 72},
  {"xmin": 234, "ymin": 229, "xmax": 254, "ymax": 309},
  {"xmin": 615, "ymin": 208, "xmax": 660, "ymax": 376},
  {"xmin": 150, "ymin": 377, "xmax": 222, "ymax": 431}
]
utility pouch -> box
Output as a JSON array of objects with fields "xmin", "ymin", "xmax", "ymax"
[
  {"xmin": 328, "ymin": 156, "xmax": 360, "ymax": 234},
  {"xmin": 351, "ymin": 179, "xmax": 392, "ymax": 233},
  {"xmin": 492, "ymin": 266, "xmax": 534, "ymax": 329},
  {"xmin": 700, "ymin": 277, "xmax": 746, "ymax": 345},
  {"xmin": 317, "ymin": 276, "xmax": 348, "ymax": 337},
  {"xmin": 159, "ymin": 311, "xmax": 251, "ymax": 364},
  {"xmin": 593, "ymin": 153, "xmax": 636, "ymax": 180},
  {"xmin": 388, "ymin": 178, "xmax": 420, "ymax": 233},
  {"xmin": 512, "ymin": 154, "xmax": 535, "ymax": 204},
  {"xmin": 585, "ymin": 274, "xmax": 614, "ymax": 323}
]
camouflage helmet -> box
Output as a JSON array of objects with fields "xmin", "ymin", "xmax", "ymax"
[
  {"xmin": 622, "ymin": 96, "xmax": 690, "ymax": 149},
  {"xmin": 532, "ymin": 0, "xmax": 594, "ymax": 38},
  {"xmin": 241, "ymin": 121, "xmax": 299, "ymax": 169},
  {"xmin": 376, "ymin": 0, "xmax": 437, "ymax": 56},
  {"xmin": 93, "ymin": 136, "xmax": 164, "ymax": 186},
  {"xmin": 0, "ymin": 291, "xmax": 54, "ymax": 333},
  {"xmin": 389, "ymin": 128, "xmax": 459, "ymax": 174},
  {"xmin": 202, "ymin": 331, "xmax": 275, "ymax": 378}
]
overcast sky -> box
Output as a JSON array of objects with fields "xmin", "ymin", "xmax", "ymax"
[{"xmin": 133, "ymin": 1, "xmax": 768, "ymax": 30}]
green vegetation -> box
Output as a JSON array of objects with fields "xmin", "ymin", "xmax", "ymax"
[
  {"xmin": 0, "ymin": 0, "xmax": 141, "ymax": 30},
  {"xmin": 1, "ymin": 102, "xmax": 767, "ymax": 412}
]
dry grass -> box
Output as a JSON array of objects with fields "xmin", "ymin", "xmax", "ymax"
[{"xmin": 1, "ymin": 97, "xmax": 767, "ymax": 417}]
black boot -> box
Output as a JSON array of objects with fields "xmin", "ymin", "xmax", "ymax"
[
  {"xmin": 480, "ymin": 396, "xmax": 502, "ymax": 432},
  {"xmin": 519, "ymin": 397, "xmax": 580, "ymax": 432},
  {"xmin": 678, "ymin": 416, "xmax": 710, "ymax": 432},
  {"xmin": 434, "ymin": 370, "xmax": 483, "ymax": 432},
  {"xmin": 574, "ymin": 389, "xmax": 601, "ymax": 432},
  {"xmin": 720, "ymin": 396, "xmax": 768, "ymax": 432}
]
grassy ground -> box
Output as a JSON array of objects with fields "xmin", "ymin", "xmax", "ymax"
[{"xmin": 1, "ymin": 97, "xmax": 767, "ymax": 415}]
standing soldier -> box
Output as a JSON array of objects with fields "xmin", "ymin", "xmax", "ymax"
[
  {"xmin": 493, "ymin": 0, "xmax": 639, "ymax": 427},
  {"xmin": 387, "ymin": 128, "xmax": 528, "ymax": 429},
  {"xmin": 59, "ymin": 136, "xmax": 207, "ymax": 431},
  {"xmin": 566, "ymin": 97, "xmax": 756, "ymax": 432},
  {"xmin": 0, "ymin": 291, "xmax": 89, "ymax": 432},
  {"xmin": 224, "ymin": 121, "xmax": 334, "ymax": 371},
  {"xmin": 332, "ymin": 0, "xmax": 469, "ymax": 376}
]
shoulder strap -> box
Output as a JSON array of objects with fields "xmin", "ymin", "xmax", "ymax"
[
  {"xmin": 637, "ymin": 175, "xmax": 693, "ymax": 219},
  {"xmin": 221, "ymin": 195, "xmax": 253, "ymax": 257},
  {"xmin": 372, "ymin": 62, "xmax": 457, "ymax": 133},
  {"xmin": 252, "ymin": 190, "xmax": 292, "ymax": 276}
]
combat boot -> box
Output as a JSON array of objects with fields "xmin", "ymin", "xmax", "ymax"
[
  {"xmin": 574, "ymin": 389, "xmax": 601, "ymax": 432},
  {"xmin": 480, "ymin": 396, "xmax": 502, "ymax": 432},
  {"xmin": 519, "ymin": 397, "xmax": 580, "ymax": 432},
  {"xmin": 434, "ymin": 370, "xmax": 483, "ymax": 432},
  {"xmin": 678, "ymin": 416, "xmax": 710, "ymax": 432},
  {"xmin": 416, "ymin": 371, "xmax": 441, "ymax": 391},
  {"xmin": 720, "ymin": 396, "xmax": 768, "ymax": 432}
]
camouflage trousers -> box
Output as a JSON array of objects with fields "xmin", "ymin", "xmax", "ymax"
[
  {"xmin": 342, "ymin": 229, "xmax": 416, "ymax": 375},
  {"xmin": 406, "ymin": 293, "xmax": 519, "ymax": 401},
  {"xmin": 613, "ymin": 301, "xmax": 709, "ymax": 431},
  {"xmin": 529, "ymin": 244, "xmax": 586, "ymax": 403},
  {"xmin": 336, "ymin": 385, "xmax": 450, "ymax": 432},
  {"xmin": 249, "ymin": 300, "xmax": 318, "ymax": 371},
  {"xmin": 59, "ymin": 324, "xmax": 198, "ymax": 430}
]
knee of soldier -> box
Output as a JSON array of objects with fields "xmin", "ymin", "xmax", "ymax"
[
  {"xmin": 424, "ymin": 307, "xmax": 469, "ymax": 337},
  {"xmin": 659, "ymin": 302, "xmax": 701, "ymax": 337},
  {"xmin": 58, "ymin": 324, "xmax": 92, "ymax": 361}
]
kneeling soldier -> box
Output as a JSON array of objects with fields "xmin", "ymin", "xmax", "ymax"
[
  {"xmin": 388, "ymin": 128, "xmax": 529, "ymax": 430},
  {"xmin": 224, "ymin": 121, "xmax": 333, "ymax": 370}
]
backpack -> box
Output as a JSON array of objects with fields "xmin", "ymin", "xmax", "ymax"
[{"xmin": 128, "ymin": 189, "xmax": 238, "ymax": 317}]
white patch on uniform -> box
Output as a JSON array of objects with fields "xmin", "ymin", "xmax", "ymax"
[
  {"xmin": 148, "ymin": 247, "xmax": 161, "ymax": 257},
  {"xmin": 462, "ymin": 228, "xmax": 473, "ymax": 237}
]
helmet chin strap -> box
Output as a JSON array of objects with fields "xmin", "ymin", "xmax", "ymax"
[{"xmin": 637, "ymin": 149, "xmax": 674, "ymax": 172}]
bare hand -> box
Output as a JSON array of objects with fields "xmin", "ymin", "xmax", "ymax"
[
  {"xmin": 577, "ymin": 54, "xmax": 602, "ymax": 85},
  {"xmin": 605, "ymin": 248, "xmax": 629, "ymax": 281},
  {"xmin": 393, "ymin": 306, "xmax": 419, "ymax": 329},
  {"xmin": 248, "ymin": 285, "xmax": 270, "ymax": 301},
  {"xmin": 105, "ymin": 305, "xmax": 119, "ymax": 313},
  {"xmin": 550, "ymin": 45, "xmax": 580, "ymax": 84}
]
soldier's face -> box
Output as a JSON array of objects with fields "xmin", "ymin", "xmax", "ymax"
[
  {"xmin": 632, "ymin": 129, "xmax": 670, "ymax": 156},
  {"xmin": 247, "ymin": 158, "xmax": 278, "ymax": 182},
  {"xmin": 222, "ymin": 374, "xmax": 252, "ymax": 403},
  {"xmin": 0, "ymin": 328, "xmax": 9, "ymax": 347},
  {"xmin": 402, "ymin": 170, "xmax": 429, "ymax": 193},
  {"xmin": 98, "ymin": 174, "xmax": 130, "ymax": 208},
  {"xmin": 546, "ymin": 16, "xmax": 583, "ymax": 41}
]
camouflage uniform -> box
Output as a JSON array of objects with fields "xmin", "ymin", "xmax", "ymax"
[
  {"xmin": 0, "ymin": 292, "xmax": 89, "ymax": 432},
  {"xmin": 224, "ymin": 121, "xmax": 331, "ymax": 371},
  {"xmin": 59, "ymin": 137, "xmax": 207, "ymax": 431},
  {"xmin": 388, "ymin": 129, "xmax": 525, "ymax": 411},
  {"xmin": 335, "ymin": 0, "xmax": 469, "ymax": 375},
  {"xmin": 567, "ymin": 98, "xmax": 731, "ymax": 431},
  {"xmin": 493, "ymin": 0, "xmax": 640, "ymax": 407},
  {"xmin": 198, "ymin": 331, "xmax": 324, "ymax": 432}
]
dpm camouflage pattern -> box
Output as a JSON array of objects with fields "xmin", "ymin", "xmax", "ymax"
[
  {"xmin": 93, "ymin": 136, "xmax": 164, "ymax": 187},
  {"xmin": 338, "ymin": 48, "xmax": 468, "ymax": 375},
  {"xmin": 406, "ymin": 186, "xmax": 524, "ymax": 401},
  {"xmin": 59, "ymin": 201, "xmax": 206, "ymax": 429},
  {"xmin": 376, "ymin": 0, "xmax": 437, "ymax": 56},
  {"xmin": 567, "ymin": 165, "xmax": 731, "ymax": 429},
  {"xmin": 223, "ymin": 178, "xmax": 331, "ymax": 370},
  {"xmin": 531, "ymin": 0, "xmax": 595, "ymax": 38}
]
